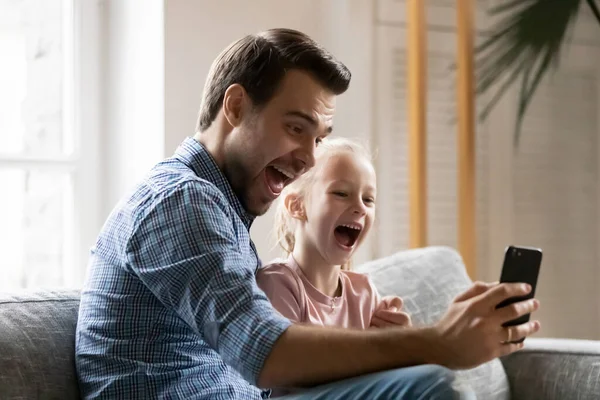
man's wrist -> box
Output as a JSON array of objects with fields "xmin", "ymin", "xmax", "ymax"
[
  {"xmin": 385, "ymin": 326, "xmax": 446, "ymax": 367},
  {"xmin": 413, "ymin": 326, "xmax": 446, "ymax": 366}
]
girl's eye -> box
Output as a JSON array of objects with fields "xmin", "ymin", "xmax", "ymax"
[
  {"xmin": 364, "ymin": 197, "xmax": 375, "ymax": 205},
  {"xmin": 333, "ymin": 191, "xmax": 347, "ymax": 197}
]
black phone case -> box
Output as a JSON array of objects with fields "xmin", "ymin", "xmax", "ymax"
[{"xmin": 495, "ymin": 246, "xmax": 542, "ymax": 339}]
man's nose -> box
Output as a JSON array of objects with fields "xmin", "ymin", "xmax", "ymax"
[{"xmin": 295, "ymin": 140, "xmax": 317, "ymax": 171}]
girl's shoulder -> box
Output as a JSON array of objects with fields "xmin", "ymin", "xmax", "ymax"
[
  {"xmin": 256, "ymin": 258, "xmax": 307, "ymax": 323},
  {"xmin": 258, "ymin": 258, "xmax": 297, "ymax": 275},
  {"xmin": 256, "ymin": 258, "xmax": 304, "ymax": 291},
  {"xmin": 340, "ymin": 270, "xmax": 378, "ymax": 293}
]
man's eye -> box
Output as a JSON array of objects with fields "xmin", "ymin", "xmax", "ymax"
[{"xmin": 288, "ymin": 125, "xmax": 303, "ymax": 134}]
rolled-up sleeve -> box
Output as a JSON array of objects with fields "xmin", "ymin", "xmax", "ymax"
[{"xmin": 125, "ymin": 181, "xmax": 291, "ymax": 384}]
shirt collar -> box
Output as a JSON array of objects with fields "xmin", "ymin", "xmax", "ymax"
[{"xmin": 173, "ymin": 136, "xmax": 255, "ymax": 228}]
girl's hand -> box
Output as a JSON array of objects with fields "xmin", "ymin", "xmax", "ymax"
[{"xmin": 370, "ymin": 295, "xmax": 412, "ymax": 328}]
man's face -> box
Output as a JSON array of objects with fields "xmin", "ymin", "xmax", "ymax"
[{"xmin": 223, "ymin": 70, "xmax": 336, "ymax": 216}]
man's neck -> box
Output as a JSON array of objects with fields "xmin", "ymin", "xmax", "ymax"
[
  {"xmin": 193, "ymin": 124, "xmax": 227, "ymax": 170},
  {"xmin": 292, "ymin": 244, "xmax": 342, "ymax": 298}
]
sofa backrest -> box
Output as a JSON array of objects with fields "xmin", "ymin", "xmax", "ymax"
[
  {"xmin": 0, "ymin": 290, "xmax": 81, "ymax": 400},
  {"xmin": 357, "ymin": 246, "xmax": 511, "ymax": 400},
  {"xmin": 1, "ymin": 246, "xmax": 508, "ymax": 399}
]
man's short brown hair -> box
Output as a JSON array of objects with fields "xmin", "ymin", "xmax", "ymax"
[{"xmin": 196, "ymin": 28, "xmax": 351, "ymax": 132}]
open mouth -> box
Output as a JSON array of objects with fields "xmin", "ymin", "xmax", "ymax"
[
  {"xmin": 334, "ymin": 224, "xmax": 362, "ymax": 248},
  {"xmin": 265, "ymin": 165, "xmax": 294, "ymax": 195}
]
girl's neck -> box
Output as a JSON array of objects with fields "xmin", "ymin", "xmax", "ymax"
[{"xmin": 291, "ymin": 245, "xmax": 342, "ymax": 298}]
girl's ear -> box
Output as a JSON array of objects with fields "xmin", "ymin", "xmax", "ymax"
[{"xmin": 284, "ymin": 194, "xmax": 306, "ymax": 221}]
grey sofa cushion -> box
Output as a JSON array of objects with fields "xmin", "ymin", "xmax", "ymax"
[
  {"xmin": 357, "ymin": 246, "xmax": 511, "ymax": 400},
  {"xmin": 501, "ymin": 338, "xmax": 600, "ymax": 400},
  {"xmin": 0, "ymin": 290, "xmax": 81, "ymax": 400}
]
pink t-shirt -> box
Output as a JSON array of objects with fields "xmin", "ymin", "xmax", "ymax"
[{"xmin": 256, "ymin": 255, "xmax": 384, "ymax": 329}]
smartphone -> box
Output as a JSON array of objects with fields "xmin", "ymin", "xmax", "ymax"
[{"xmin": 495, "ymin": 245, "xmax": 542, "ymax": 341}]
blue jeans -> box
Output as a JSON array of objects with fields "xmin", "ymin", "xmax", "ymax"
[{"xmin": 275, "ymin": 365, "xmax": 475, "ymax": 399}]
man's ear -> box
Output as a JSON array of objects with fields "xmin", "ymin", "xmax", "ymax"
[
  {"xmin": 222, "ymin": 84, "xmax": 249, "ymax": 128},
  {"xmin": 284, "ymin": 194, "xmax": 306, "ymax": 221}
]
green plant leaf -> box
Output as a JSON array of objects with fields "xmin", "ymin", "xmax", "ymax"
[
  {"xmin": 587, "ymin": 0, "xmax": 600, "ymax": 24},
  {"xmin": 487, "ymin": 0, "xmax": 533, "ymax": 15},
  {"xmin": 476, "ymin": 0, "xmax": 585, "ymax": 146}
]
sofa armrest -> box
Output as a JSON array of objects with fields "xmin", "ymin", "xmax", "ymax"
[{"xmin": 500, "ymin": 338, "xmax": 600, "ymax": 400}]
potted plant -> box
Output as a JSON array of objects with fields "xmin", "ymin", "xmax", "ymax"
[{"xmin": 475, "ymin": 0, "xmax": 600, "ymax": 145}]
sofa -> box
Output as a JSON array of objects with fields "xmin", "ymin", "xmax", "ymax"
[{"xmin": 1, "ymin": 246, "xmax": 599, "ymax": 399}]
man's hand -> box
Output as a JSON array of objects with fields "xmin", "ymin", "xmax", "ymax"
[
  {"xmin": 429, "ymin": 281, "xmax": 541, "ymax": 370},
  {"xmin": 370, "ymin": 296, "xmax": 412, "ymax": 328}
]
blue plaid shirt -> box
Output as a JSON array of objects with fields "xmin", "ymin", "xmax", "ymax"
[{"xmin": 75, "ymin": 137, "xmax": 291, "ymax": 399}]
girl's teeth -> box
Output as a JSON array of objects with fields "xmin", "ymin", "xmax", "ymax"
[{"xmin": 341, "ymin": 224, "xmax": 360, "ymax": 230}]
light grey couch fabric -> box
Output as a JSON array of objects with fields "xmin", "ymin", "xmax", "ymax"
[
  {"xmin": 501, "ymin": 338, "xmax": 600, "ymax": 400},
  {"xmin": 358, "ymin": 246, "xmax": 600, "ymax": 400},
  {"xmin": 357, "ymin": 246, "xmax": 511, "ymax": 400},
  {"xmin": 1, "ymin": 246, "xmax": 599, "ymax": 399},
  {"xmin": 0, "ymin": 290, "xmax": 81, "ymax": 400}
]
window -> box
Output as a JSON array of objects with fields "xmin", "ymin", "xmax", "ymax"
[{"xmin": 0, "ymin": 0, "xmax": 101, "ymax": 290}]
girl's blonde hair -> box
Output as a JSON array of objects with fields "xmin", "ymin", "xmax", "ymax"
[{"xmin": 273, "ymin": 136, "xmax": 374, "ymax": 270}]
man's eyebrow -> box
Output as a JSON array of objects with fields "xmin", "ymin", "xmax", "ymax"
[{"xmin": 285, "ymin": 111, "xmax": 334, "ymax": 134}]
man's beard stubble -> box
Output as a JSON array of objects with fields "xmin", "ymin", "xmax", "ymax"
[
  {"xmin": 222, "ymin": 115, "xmax": 273, "ymax": 217},
  {"xmin": 222, "ymin": 143, "xmax": 273, "ymax": 217}
]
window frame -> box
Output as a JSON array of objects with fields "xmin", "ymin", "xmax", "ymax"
[{"xmin": 0, "ymin": 0, "xmax": 103, "ymax": 288}]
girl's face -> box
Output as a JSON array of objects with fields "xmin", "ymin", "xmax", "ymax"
[{"xmin": 299, "ymin": 151, "xmax": 376, "ymax": 266}]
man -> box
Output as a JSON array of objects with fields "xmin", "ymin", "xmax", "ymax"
[{"xmin": 75, "ymin": 28, "xmax": 540, "ymax": 399}]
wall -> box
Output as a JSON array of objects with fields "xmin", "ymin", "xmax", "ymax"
[
  {"xmin": 101, "ymin": 0, "xmax": 165, "ymax": 217},
  {"xmin": 372, "ymin": 0, "xmax": 600, "ymax": 340}
]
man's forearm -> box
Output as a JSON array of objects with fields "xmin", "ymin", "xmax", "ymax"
[{"xmin": 258, "ymin": 323, "xmax": 440, "ymax": 389}]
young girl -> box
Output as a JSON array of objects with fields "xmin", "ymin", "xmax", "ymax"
[{"xmin": 256, "ymin": 137, "xmax": 410, "ymax": 331}]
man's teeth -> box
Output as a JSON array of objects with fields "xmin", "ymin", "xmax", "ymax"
[
  {"xmin": 273, "ymin": 165, "xmax": 294, "ymax": 180},
  {"xmin": 340, "ymin": 223, "xmax": 361, "ymax": 231}
]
